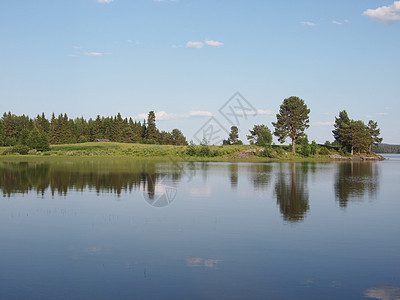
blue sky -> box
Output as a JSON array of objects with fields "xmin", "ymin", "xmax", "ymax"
[{"xmin": 0, "ymin": 0, "xmax": 399, "ymax": 144}]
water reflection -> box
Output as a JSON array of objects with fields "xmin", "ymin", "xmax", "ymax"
[
  {"xmin": 248, "ymin": 164, "xmax": 273, "ymax": 190},
  {"xmin": 0, "ymin": 160, "xmax": 182, "ymax": 200},
  {"xmin": 274, "ymin": 163, "xmax": 309, "ymax": 223},
  {"xmin": 363, "ymin": 285, "xmax": 400, "ymax": 300},
  {"xmin": 334, "ymin": 162, "xmax": 379, "ymax": 208},
  {"xmin": 229, "ymin": 164, "xmax": 238, "ymax": 188}
]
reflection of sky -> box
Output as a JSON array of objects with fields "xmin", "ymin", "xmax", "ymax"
[
  {"xmin": 1, "ymin": 160, "xmax": 399, "ymax": 299},
  {"xmin": 186, "ymin": 257, "xmax": 220, "ymax": 269},
  {"xmin": 364, "ymin": 286, "xmax": 400, "ymax": 300}
]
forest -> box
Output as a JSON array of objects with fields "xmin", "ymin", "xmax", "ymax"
[
  {"xmin": 0, "ymin": 111, "xmax": 187, "ymax": 151},
  {"xmin": 0, "ymin": 97, "xmax": 385, "ymax": 157}
]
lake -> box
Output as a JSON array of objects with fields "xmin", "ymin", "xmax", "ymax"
[{"xmin": 0, "ymin": 156, "xmax": 399, "ymax": 299}]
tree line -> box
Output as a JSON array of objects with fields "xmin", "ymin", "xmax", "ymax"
[
  {"xmin": 0, "ymin": 111, "xmax": 187, "ymax": 151},
  {"xmin": 1, "ymin": 96, "xmax": 383, "ymax": 156},
  {"xmin": 222, "ymin": 96, "xmax": 382, "ymax": 156}
]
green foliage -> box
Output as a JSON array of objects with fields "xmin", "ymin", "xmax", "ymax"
[
  {"xmin": 247, "ymin": 124, "xmax": 272, "ymax": 146},
  {"xmin": 319, "ymin": 147, "xmax": 330, "ymax": 155},
  {"xmin": 367, "ymin": 120, "xmax": 383, "ymax": 151},
  {"xmin": 301, "ymin": 136, "xmax": 310, "ymax": 157},
  {"xmin": 1, "ymin": 111, "xmax": 189, "ymax": 148},
  {"xmin": 11, "ymin": 145, "xmax": 30, "ymax": 155},
  {"xmin": 227, "ymin": 126, "xmax": 242, "ymax": 145},
  {"xmin": 310, "ymin": 140, "xmax": 317, "ymax": 155},
  {"xmin": 260, "ymin": 146, "xmax": 276, "ymax": 158},
  {"xmin": 375, "ymin": 144, "xmax": 400, "ymax": 154},
  {"xmin": 171, "ymin": 129, "xmax": 188, "ymax": 145},
  {"xmin": 27, "ymin": 128, "xmax": 50, "ymax": 151},
  {"xmin": 338, "ymin": 147, "xmax": 349, "ymax": 157},
  {"xmin": 333, "ymin": 111, "xmax": 382, "ymax": 155},
  {"xmin": 272, "ymin": 96, "xmax": 310, "ymax": 153},
  {"xmin": 145, "ymin": 111, "xmax": 158, "ymax": 143},
  {"xmin": 186, "ymin": 141, "xmax": 197, "ymax": 156}
]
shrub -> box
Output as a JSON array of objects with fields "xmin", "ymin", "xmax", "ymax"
[
  {"xmin": 11, "ymin": 145, "xmax": 30, "ymax": 155},
  {"xmin": 319, "ymin": 147, "xmax": 330, "ymax": 155},
  {"xmin": 186, "ymin": 141, "xmax": 197, "ymax": 156},
  {"xmin": 198, "ymin": 144, "xmax": 211, "ymax": 157},
  {"xmin": 301, "ymin": 137, "xmax": 310, "ymax": 157},
  {"xmin": 310, "ymin": 141, "xmax": 317, "ymax": 155},
  {"xmin": 260, "ymin": 146, "xmax": 276, "ymax": 158}
]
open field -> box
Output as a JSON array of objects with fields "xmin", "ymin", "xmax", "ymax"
[{"xmin": 0, "ymin": 142, "xmax": 382, "ymax": 162}]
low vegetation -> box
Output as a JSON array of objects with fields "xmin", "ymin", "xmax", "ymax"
[{"xmin": 0, "ymin": 96, "xmax": 385, "ymax": 161}]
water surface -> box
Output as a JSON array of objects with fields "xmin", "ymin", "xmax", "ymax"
[{"xmin": 0, "ymin": 156, "xmax": 399, "ymax": 299}]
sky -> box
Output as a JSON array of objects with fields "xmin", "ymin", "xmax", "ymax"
[{"xmin": 0, "ymin": 0, "xmax": 399, "ymax": 144}]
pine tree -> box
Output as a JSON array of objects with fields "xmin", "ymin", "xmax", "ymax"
[
  {"xmin": 367, "ymin": 120, "xmax": 383, "ymax": 152},
  {"xmin": 272, "ymin": 96, "xmax": 310, "ymax": 153}
]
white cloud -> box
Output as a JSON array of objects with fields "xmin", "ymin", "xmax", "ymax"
[
  {"xmin": 363, "ymin": 1, "xmax": 400, "ymax": 24},
  {"xmin": 376, "ymin": 112, "xmax": 389, "ymax": 116},
  {"xmin": 254, "ymin": 109, "xmax": 273, "ymax": 115},
  {"xmin": 205, "ymin": 39, "xmax": 224, "ymax": 47},
  {"xmin": 188, "ymin": 110, "xmax": 213, "ymax": 117},
  {"xmin": 97, "ymin": 0, "xmax": 114, "ymax": 3},
  {"xmin": 332, "ymin": 20, "xmax": 342, "ymax": 25},
  {"xmin": 135, "ymin": 110, "xmax": 213, "ymax": 121},
  {"xmin": 301, "ymin": 21, "xmax": 317, "ymax": 26},
  {"xmin": 186, "ymin": 41, "xmax": 203, "ymax": 49},
  {"xmin": 311, "ymin": 121, "xmax": 335, "ymax": 126},
  {"xmin": 84, "ymin": 52, "xmax": 110, "ymax": 56}
]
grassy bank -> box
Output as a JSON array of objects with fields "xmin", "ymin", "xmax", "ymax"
[{"xmin": 0, "ymin": 142, "xmax": 381, "ymax": 162}]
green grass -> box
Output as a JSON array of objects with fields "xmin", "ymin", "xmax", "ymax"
[{"xmin": 0, "ymin": 142, "xmax": 382, "ymax": 162}]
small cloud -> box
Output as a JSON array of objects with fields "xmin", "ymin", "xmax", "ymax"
[
  {"xmin": 135, "ymin": 110, "xmax": 213, "ymax": 121},
  {"xmin": 301, "ymin": 21, "xmax": 317, "ymax": 26},
  {"xmin": 376, "ymin": 112, "xmax": 389, "ymax": 116},
  {"xmin": 332, "ymin": 20, "xmax": 342, "ymax": 25},
  {"xmin": 97, "ymin": 0, "xmax": 114, "ymax": 3},
  {"xmin": 186, "ymin": 41, "xmax": 203, "ymax": 49},
  {"xmin": 67, "ymin": 54, "xmax": 77, "ymax": 57},
  {"xmin": 73, "ymin": 46, "xmax": 82, "ymax": 49},
  {"xmin": 188, "ymin": 110, "xmax": 213, "ymax": 117},
  {"xmin": 311, "ymin": 121, "xmax": 335, "ymax": 126},
  {"xmin": 363, "ymin": 1, "xmax": 400, "ymax": 24},
  {"xmin": 205, "ymin": 39, "xmax": 224, "ymax": 47},
  {"xmin": 84, "ymin": 52, "xmax": 110, "ymax": 56},
  {"xmin": 254, "ymin": 109, "xmax": 273, "ymax": 115}
]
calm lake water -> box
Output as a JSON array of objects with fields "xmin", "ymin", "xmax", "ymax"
[{"xmin": 0, "ymin": 155, "xmax": 399, "ymax": 299}]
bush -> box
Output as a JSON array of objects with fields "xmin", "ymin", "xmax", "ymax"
[
  {"xmin": 310, "ymin": 141, "xmax": 317, "ymax": 155},
  {"xmin": 260, "ymin": 146, "xmax": 276, "ymax": 158},
  {"xmin": 11, "ymin": 145, "xmax": 30, "ymax": 155},
  {"xmin": 338, "ymin": 147, "xmax": 349, "ymax": 157},
  {"xmin": 78, "ymin": 136, "xmax": 88, "ymax": 143},
  {"xmin": 301, "ymin": 137, "xmax": 310, "ymax": 157},
  {"xmin": 186, "ymin": 141, "xmax": 197, "ymax": 156},
  {"xmin": 198, "ymin": 144, "xmax": 211, "ymax": 157},
  {"xmin": 319, "ymin": 147, "xmax": 330, "ymax": 155}
]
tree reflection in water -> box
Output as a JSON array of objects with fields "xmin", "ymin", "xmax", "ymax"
[
  {"xmin": 0, "ymin": 160, "xmax": 182, "ymax": 200},
  {"xmin": 274, "ymin": 163, "xmax": 309, "ymax": 223},
  {"xmin": 334, "ymin": 162, "xmax": 379, "ymax": 208}
]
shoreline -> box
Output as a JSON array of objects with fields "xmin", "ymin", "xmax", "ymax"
[{"xmin": 0, "ymin": 142, "xmax": 385, "ymax": 163}]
